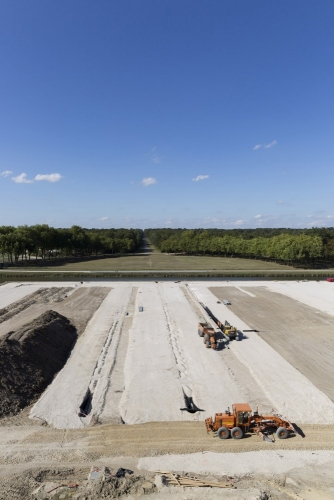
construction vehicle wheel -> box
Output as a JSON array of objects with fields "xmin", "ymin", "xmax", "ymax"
[
  {"xmin": 276, "ymin": 427, "xmax": 288, "ymax": 439},
  {"xmin": 231, "ymin": 427, "xmax": 243, "ymax": 439},
  {"xmin": 198, "ymin": 329, "xmax": 204, "ymax": 337},
  {"xmin": 205, "ymin": 340, "xmax": 210, "ymax": 348},
  {"xmin": 217, "ymin": 426, "xmax": 230, "ymax": 439}
]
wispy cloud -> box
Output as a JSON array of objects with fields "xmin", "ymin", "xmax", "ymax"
[
  {"xmin": 277, "ymin": 200, "xmax": 289, "ymax": 205},
  {"xmin": 234, "ymin": 219, "xmax": 245, "ymax": 226},
  {"xmin": 152, "ymin": 155, "xmax": 161, "ymax": 164},
  {"xmin": 254, "ymin": 214, "xmax": 262, "ymax": 219},
  {"xmin": 11, "ymin": 173, "xmax": 34, "ymax": 184},
  {"xmin": 253, "ymin": 140, "xmax": 277, "ymax": 150},
  {"xmin": 35, "ymin": 173, "xmax": 62, "ymax": 182},
  {"xmin": 98, "ymin": 216, "xmax": 109, "ymax": 221},
  {"xmin": 264, "ymin": 139, "xmax": 277, "ymax": 149},
  {"xmin": 148, "ymin": 146, "xmax": 161, "ymax": 164},
  {"xmin": 192, "ymin": 175, "xmax": 209, "ymax": 182},
  {"xmin": 141, "ymin": 177, "xmax": 157, "ymax": 187},
  {"xmin": 0, "ymin": 170, "xmax": 13, "ymax": 177}
]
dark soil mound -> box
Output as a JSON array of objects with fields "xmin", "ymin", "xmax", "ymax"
[{"xmin": 0, "ymin": 310, "xmax": 77, "ymax": 417}]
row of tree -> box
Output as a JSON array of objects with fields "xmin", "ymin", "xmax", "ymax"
[
  {"xmin": 0, "ymin": 225, "xmax": 143, "ymax": 263},
  {"xmin": 145, "ymin": 228, "xmax": 334, "ymax": 264}
]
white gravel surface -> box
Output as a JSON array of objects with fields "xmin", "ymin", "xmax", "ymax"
[
  {"xmin": 30, "ymin": 286, "xmax": 132, "ymax": 428},
  {"xmin": 158, "ymin": 283, "xmax": 249, "ymax": 419},
  {"xmin": 119, "ymin": 284, "xmax": 185, "ymax": 424},
  {"xmin": 3, "ymin": 279, "xmax": 333, "ymax": 428},
  {"xmin": 189, "ymin": 285, "xmax": 334, "ymax": 423},
  {"xmin": 139, "ymin": 449, "xmax": 334, "ymax": 477}
]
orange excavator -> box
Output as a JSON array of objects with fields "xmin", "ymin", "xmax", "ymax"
[{"xmin": 205, "ymin": 403, "xmax": 303, "ymax": 442}]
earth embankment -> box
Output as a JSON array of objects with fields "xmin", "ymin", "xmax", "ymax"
[{"xmin": 0, "ymin": 310, "xmax": 77, "ymax": 417}]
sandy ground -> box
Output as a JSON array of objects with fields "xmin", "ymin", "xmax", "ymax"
[
  {"xmin": 1, "ymin": 280, "xmax": 334, "ymax": 498},
  {"xmin": 0, "ymin": 282, "xmax": 42, "ymax": 308},
  {"xmin": 0, "ymin": 420, "xmax": 333, "ymax": 498},
  {"xmin": 211, "ymin": 285, "xmax": 334, "ymax": 401},
  {"xmin": 1, "ymin": 280, "xmax": 334, "ymax": 427},
  {"xmin": 139, "ymin": 449, "xmax": 334, "ymax": 477},
  {"xmin": 0, "ymin": 285, "xmax": 110, "ymax": 337},
  {"xmin": 189, "ymin": 284, "xmax": 334, "ymax": 423}
]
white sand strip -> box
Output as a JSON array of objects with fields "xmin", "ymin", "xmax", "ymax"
[
  {"xmin": 119, "ymin": 284, "xmax": 184, "ymax": 424},
  {"xmin": 0, "ymin": 282, "xmax": 42, "ymax": 308},
  {"xmin": 159, "ymin": 284, "xmax": 248, "ymax": 419},
  {"xmin": 267, "ymin": 281, "xmax": 334, "ymax": 317},
  {"xmin": 189, "ymin": 285, "xmax": 334, "ymax": 423},
  {"xmin": 234, "ymin": 286, "xmax": 256, "ymax": 297},
  {"xmin": 139, "ymin": 450, "xmax": 334, "ymax": 477},
  {"xmin": 30, "ymin": 286, "xmax": 132, "ymax": 428}
]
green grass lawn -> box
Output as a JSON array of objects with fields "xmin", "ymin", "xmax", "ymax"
[{"xmin": 19, "ymin": 253, "xmax": 295, "ymax": 272}]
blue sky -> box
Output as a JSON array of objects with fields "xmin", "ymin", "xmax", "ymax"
[{"xmin": 1, "ymin": 0, "xmax": 334, "ymax": 229}]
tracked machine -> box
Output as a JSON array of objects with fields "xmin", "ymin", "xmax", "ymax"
[{"xmin": 205, "ymin": 403, "xmax": 302, "ymax": 442}]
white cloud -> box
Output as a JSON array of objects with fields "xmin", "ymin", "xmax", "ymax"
[
  {"xmin": 277, "ymin": 200, "xmax": 289, "ymax": 205},
  {"xmin": 34, "ymin": 173, "xmax": 62, "ymax": 182},
  {"xmin": 253, "ymin": 140, "xmax": 277, "ymax": 150},
  {"xmin": 192, "ymin": 175, "xmax": 209, "ymax": 182},
  {"xmin": 141, "ymin": 177, "xmax": 157, "ymax": 187},
  {"xmin": 264, "ymin": 139, "xmax": 277, "ymax": 149},
  {"xmin": 234, "ymin": 219, "xmax": 245, "ymax": 226},
  {"xmin": 98, "ymin": 216, "xmax": 109, "ymax": 221},
  {"xmin": 254, "ymin": 214, "xmax": 262, "ymax": 219},
  {"xmin": 11, "ymin": 173, "xmax": 33, "ymax": 184},
  {"xmin": 0, "ymin": 170, "xmax": 13, "ymax": 177}
]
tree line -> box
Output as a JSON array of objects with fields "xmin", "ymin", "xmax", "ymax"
[
  {"xmin": 0, "ymin": 225, "xmax": 143, "ymax": 263},
  {"xmin": 145, "ymin": 228, "xmax": 334, "ymax": 265}
]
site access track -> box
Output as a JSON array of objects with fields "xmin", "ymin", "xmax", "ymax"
[{"xmin": 0, "ymin": 421, "xmax": 334, "ymax": 472}]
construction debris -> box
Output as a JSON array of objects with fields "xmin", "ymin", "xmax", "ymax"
[{"xmin": 154, "ymin": 471, "xmax": 234, "ymax": 488}]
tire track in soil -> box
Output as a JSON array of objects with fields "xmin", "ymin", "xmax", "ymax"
[{"xmin": 158, "ymin": 287, "xmax": 201, "ymax": 419}]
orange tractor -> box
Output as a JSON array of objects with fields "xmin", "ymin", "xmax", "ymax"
[
  {"xmin": 205, "ymin": 403, "xmax": 302, "ymax": 442},
  {"xmin": 198, "ymin": 322, "xmax": 217, "ymax": 349}
]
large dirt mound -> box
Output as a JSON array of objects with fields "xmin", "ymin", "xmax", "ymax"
[{"xmin": 0, "ymin": 310, "xmax": 77, "ymax": 417}]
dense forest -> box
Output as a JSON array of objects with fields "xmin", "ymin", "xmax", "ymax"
[
  {"xmin": 145, "ymin": 228, "xmax": 334, "ymax": 265},
  {"xmin": 0, "ymin": 225, "xmax": 143, "ymax": 263}
]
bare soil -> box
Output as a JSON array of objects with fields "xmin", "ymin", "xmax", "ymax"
[
  {"xmin": 0, "ymin": 286, "xmax": 111, "ymax": 418},
  {"xmin": 0, "ymin": 311, "xmax": 77, "ymax": 417},
  {"xmin": 0, "ymin": 421, "xmax": 333, "ymax": 499},
  {"xmin": 210, "ymin": 286, "xmax": 334, "ymax": 401},
  {"xmin": 0, "ymin": 286, "xmax": 111, "ymax": 337}
]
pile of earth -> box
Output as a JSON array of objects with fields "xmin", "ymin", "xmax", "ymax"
[
  {"xmin": 0, "ymin": 468, "xmax": 157, "ymax": 500},
  {"xmin": 0, "ymin": 310, "xmax": 77, "ymax": 417}
]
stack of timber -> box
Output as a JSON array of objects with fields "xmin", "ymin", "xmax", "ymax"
[{"xmin": 154, "ymin": 471, "xmax": 234, "ymax": 488}]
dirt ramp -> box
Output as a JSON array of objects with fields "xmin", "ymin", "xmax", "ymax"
[{"xmin": 0, "ymin": 310, "xmax": 77, "ymax": 417}]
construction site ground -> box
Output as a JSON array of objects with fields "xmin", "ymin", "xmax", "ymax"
[{"xmin": 0, "ymin": 280, "xmax": 334, "ymax": 499}]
